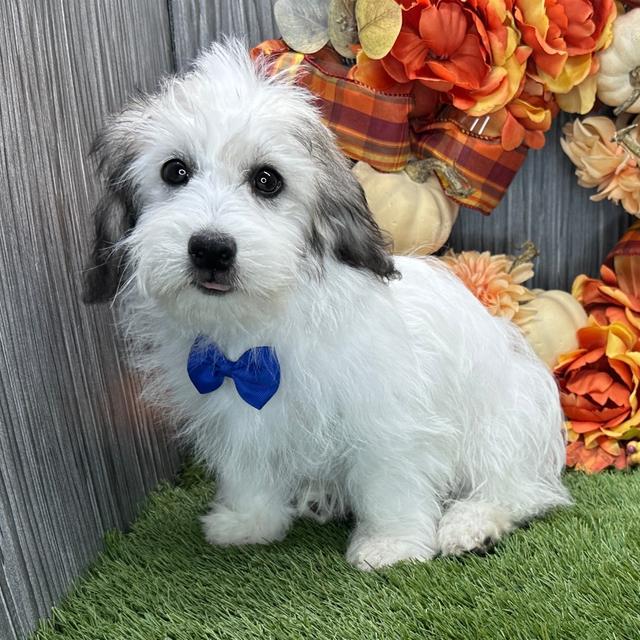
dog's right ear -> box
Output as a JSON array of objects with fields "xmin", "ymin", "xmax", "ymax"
[
  {"xmin": 82, "ymin": 189, "xmax": 135, "ymax": 304},
  {"xmin": 83, "ymin": 111, "xmax": 142, "ymax": 304}
]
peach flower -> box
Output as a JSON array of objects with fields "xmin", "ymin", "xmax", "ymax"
[
  {"xmin": 561, "ymin": 115, "xmax": 640, "ymax": 215},
  {"xmin": 554, "ymin": 322, "xmax": 640, "ymax": 472},
  {"xmin": 441, "ymin": 249, "xmax": 535, "ymax": 324}
]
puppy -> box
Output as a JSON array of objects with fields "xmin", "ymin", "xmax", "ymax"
[{"xmin": 84, "ymin": 40, "xmax": 570, "ymax": 570}]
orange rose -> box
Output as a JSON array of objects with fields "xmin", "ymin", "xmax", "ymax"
[
  {"xmin": 573, "ymin": 269, "xmax": 640, "ymax": 334},
  {"xmin": 513, "ymin": 0, "xmax": 616, "ymax": 111},
  {"xmin": 573, "ymin": 222, "xmax": 640, "ymax": 332},
  {"xmin": 493, "ymin": 77, "xmax": 558, "ymax": 149},
  {"xmin": 378, "ymin": 0, "xmax": 531, "ymax": 115},
  {"xmin": 555, "ymin": 322, "xmax": 640, "ymax": 472}
]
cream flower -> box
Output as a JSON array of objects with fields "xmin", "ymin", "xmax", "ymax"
[
  {"xmin": 441, "ymin": 249, "xmax": 535, "ymax": 325},
  {"xmin": 561, "ymin": 115, "xmax": 640, "ymax": 215}
]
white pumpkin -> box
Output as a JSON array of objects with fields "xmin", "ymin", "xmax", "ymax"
[
  {"xmin": 596, "ymin": 9, "xmax": 640, "ymax": 114},
  {"xmin": 352, "ymin": 161, "xmax": 459, "ymax": 255},
  {"xmin": 520, "ymin": 290, "xmax": 588, "ymax": 368}
]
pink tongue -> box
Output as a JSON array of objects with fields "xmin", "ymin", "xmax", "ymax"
[{"xmin": 201, "ymin": 281, "xmax": 231, "ymax": 292}]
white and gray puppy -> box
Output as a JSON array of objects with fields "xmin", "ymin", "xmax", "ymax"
[{"xmin": 85, "ymin": 40, "xmax": 570, "ymax": 570}]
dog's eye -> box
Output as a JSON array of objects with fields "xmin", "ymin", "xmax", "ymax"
[
  {"xmin": 252, "ymin": 166, "xmax": 283, "ymax": 198},
  {"xmin": 161, "ymin": 159, "xmax": 190, "ymax": 186}
]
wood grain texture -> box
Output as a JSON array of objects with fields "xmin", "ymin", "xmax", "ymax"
[
  {"xmin": 0, "ymin": 2, "xmax": 180, "ymax": 639},
  {"xmin": 170, "ymin": 0, "xmax": 278, "ymax": 68}
]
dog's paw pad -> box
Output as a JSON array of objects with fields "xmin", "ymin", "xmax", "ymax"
[
  {"xmin": 437, "ymin": 502, "xmax": 513, "ymax": 557},
  {"xmin": 346, "ymin": 535, "xmax": 435, "ymax": 571}
]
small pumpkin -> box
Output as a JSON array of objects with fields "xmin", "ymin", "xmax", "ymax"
[
  {"xmin": 519, "ymin": 290, "xmax": 588, "ymax": 368},
  {"xmin": 596, "ymin": 8, "xmax": 640, "ymax": 115},
  {"xmin": 352, "ymin": 161, "xmax": 459, "ymax": 255}
]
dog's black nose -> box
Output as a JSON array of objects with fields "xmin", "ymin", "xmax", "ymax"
[{"xmin": 188, "ymin": 233, "xmax": 237, "ymax": 271}]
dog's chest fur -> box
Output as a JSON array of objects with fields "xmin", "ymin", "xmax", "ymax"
[{"xmin": 128, "ymin": 258, "xmax": 434, "ymax": 489}]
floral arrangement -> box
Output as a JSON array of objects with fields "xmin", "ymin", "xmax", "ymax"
[
  {"xmin": 550, "ymin": 7, "xmax": 640, "ymax": 473},
  {"xmin": 560, "ymin": 8, "xmax": 640, "ymax": 216},
  {"xmin": 555, "ymin": 322, "xmax": 640, "ymax": 472},
  {"xmin": 351, "ymin": 0, "xmax": 616, "ymax": 149},
  {"xmin": 554, "ymin": 222, "xmax": 640, "ymax": 472},
  {"xmin": 274, "ymin": 0, "xmax": 617, "ymax": 150},
  {"xmin": 261, "ymin": 0, "xmax": 618, "ymax": 214}
]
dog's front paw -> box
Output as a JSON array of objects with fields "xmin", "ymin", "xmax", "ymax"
[
  {"xmin": 346, "ymin": 534, "xmax": 435, "ymax": 571},
  {"xmin": 201, "ymin": 503, "xmax": 292, "ymax": 547}
]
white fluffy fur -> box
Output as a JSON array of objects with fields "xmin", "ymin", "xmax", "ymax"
[{"xmin": 97, "ymin": 41, "xmax": 571, "ymax": 570}]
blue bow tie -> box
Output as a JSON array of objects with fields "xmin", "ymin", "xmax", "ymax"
[{"xmin": 187, "ymin": 338, "xmax": 280, "ymax": 410}]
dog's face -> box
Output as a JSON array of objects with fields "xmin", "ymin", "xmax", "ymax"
[{"xmin": 84, "ymin": 41, "xmax": 396, "ymax": 325}]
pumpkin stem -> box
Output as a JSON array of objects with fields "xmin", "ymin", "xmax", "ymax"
[
  {"xmin": 509, "ymin": 241, "xmax": 539, "ymax": 274},
  {"xmin": 611, "ymin": 123, "xmax": 640, "ymax": 160},
  {"xmin": 405, "ymin": 158, "xmax": 474, "ymax": 198},
  {"xmin": 613, "ymin": 66, "xmax": 640, "ymax": 116}
]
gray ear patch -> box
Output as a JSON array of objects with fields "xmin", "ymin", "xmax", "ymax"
[
  {"xmin": 309, "ymin": 123, "xmax": 399, "ymax": 282},
  {"xmin": 82, "ymin": 102, "xmax": 146, "ymax": 304},
  {"xmin": 82, "ymin": 127, "xmax": 141, "ymax": 303},
  {"xmin": 82, "ymin": 189, "xmax": 135, "ymax": 304},
  {"xmin": 322, "ymin": 180, "xmax": 398, "ymax": 281}
]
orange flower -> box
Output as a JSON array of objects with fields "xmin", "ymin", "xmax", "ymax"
[
  {"xmin": 348, "ymin": 50, "xmax": 442, "ymax": 120},
  {"xmin": 572, "ymin": 221, "xmax": 640, "ymax": 332},
  {"xmin": 377, "ymin": 0, "xmax": 531, "ymax": 115},
  {"xmin": 554, "ymin": 322, "xmax": 640, "ymax": 472},
  {"xmin": 348, "ymin": 49, "xmax": 414, "ymax": 92},
  {"xmin": 565, "ymin": 439, "xmax": 627, "ymax": 473},
  {"xmin": 513, "ymin": 0, "xmax": 616, "ymax": 111},
  {"xmin": 494, "ymin": 77, "xmax": 558, "ymax": 149},
  {"xmin": 573, "ymin": 271, "xmax": 640, "ymax": 335}
]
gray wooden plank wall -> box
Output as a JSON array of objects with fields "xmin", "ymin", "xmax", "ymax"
[
  {"xmin": 0, "ymin": 2, "xmax": 631, "ymax": 639},
  {"xmin": 0, "ymin": 3, "xmax": 180, "ymax": 639},
  {"xmin": 170, "ymin": 0, "xmax": 278, "ymax": 69}
]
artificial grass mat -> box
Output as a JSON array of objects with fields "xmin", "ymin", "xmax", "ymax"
[{"xmin": 33, "ymin": 463, "xmax": 640, "ymax": 640}]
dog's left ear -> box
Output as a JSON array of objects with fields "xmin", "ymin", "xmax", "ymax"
[
  {"xmin": 322, "ymin": 180, "xmax": 399, "ymax": 281},
  {"xmin": 312, "ymin": 130, "xmax": 399, "ymax": 281}
]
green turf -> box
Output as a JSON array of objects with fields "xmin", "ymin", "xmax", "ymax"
[{"xmin": 32, "ymin": 463, "xmax": 640, "ymax": 640}]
